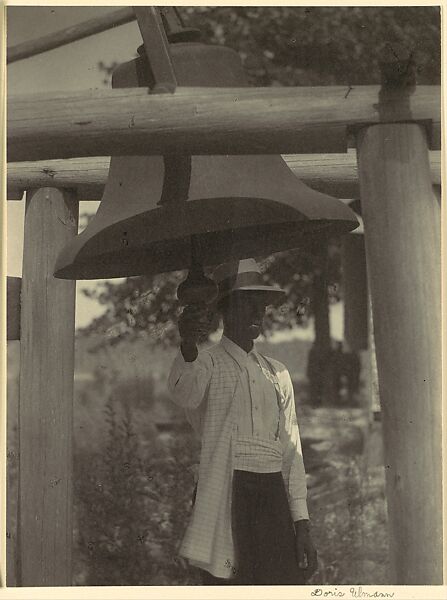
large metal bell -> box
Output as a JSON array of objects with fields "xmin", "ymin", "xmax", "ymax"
[{"xmin": 54, "ymin": 41, "xmax": 359, "ymax": 280}]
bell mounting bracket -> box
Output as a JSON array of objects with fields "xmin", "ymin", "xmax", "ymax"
[
  {"xmin": 133, "ymin": 6, "xmax": 216, "ymax": 305},
  {"xmin": 133, "ymin": 6, "xmax": 200, "ymax": 94},
  {"xmin": 133, "ymin": 6, "xmax": 178, "ymax": 94}
]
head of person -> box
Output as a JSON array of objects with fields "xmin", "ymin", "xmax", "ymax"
[{"xmin": 213, "ymin": 258, "xmax": 286, "ymax": 342}]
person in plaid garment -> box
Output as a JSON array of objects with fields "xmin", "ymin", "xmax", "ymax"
[{"xmin": 168, "ymin": 258, "xmax": 317, "ymax": 585}]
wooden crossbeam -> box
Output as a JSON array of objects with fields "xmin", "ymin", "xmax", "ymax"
[
  {"xmin": 7, "ymin": 157, "xmax": 110, "ymax": 200},
  {"xmin": 7, "ymin": 152, "xmax": 441, "ymax": 201},
  {"xmin": 8, "ymin": 85, "xmax": 440, "ymax": 162},
  {"xmin": 7, "ymin": 8, "xmax": 136, "ymax": 64}
]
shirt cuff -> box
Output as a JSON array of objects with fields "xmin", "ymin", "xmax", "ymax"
[
  {"xmin": 289, "ymin": 499, "xmax": 309, "ymax": 522},
  {"xmin": 171, "ymin": 348, "xmax": 200, "ymax": 375},
  {"xmin": 167, "ymin": 349, "xmax": 199, "ymax": 392}
]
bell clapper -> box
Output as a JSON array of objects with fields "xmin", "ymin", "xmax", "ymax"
[
  {"xmin": 177, "ymin": 261, "xmax": 218, "ymax": 305},
  {"xmin": 176, "ymin": 237, "xmax": 218, "ymax": 333}
]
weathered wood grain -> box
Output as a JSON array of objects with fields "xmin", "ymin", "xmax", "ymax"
[
  {"xmin": 18, "ymin": 188, "xmax": 78, "ymax": 585},
  {"xmin": 7, "ymin": 277, "xmax": 21, "ymax": 340},
  {"xmin": 7, "ymin": 151, "xmax": 441, "ymax": 201},
  {"xmin": 357, "ymin": 123, "xmax": 442, "ymax": 584},
  {"xmin": 7, "ymin": 157, "xmax": 111, "ymax": 200},
  {"xmin": 8, "ymin": 85, "xmax": 440, "ymax": 162}
]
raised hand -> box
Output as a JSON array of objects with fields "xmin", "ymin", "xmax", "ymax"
[{"xmin": 178, "ymin": 303, "xmax": 211, "ymax": 361}]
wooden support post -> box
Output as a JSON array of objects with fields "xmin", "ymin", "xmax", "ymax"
[
  {"xmin": 7, "ymin": 277, "xmax": 22, "ymax": 341},
  {"xmin": 6, "ymin": 277, "xmax": 22, "ymax": 585},
  {"xmin": 6, "ymin": 340, "xmax": 20, "ymax": 587},
  {"xmin": 357, "ymin": 122, "xmax": 442, "ymax": 583},
  {"xmin": 366, "ymin": 292, "xmax": 381, "ymax": 422},
  {"xmin": 307, "ymin": 241, "xmax": 335, "ymax": 406},
  {"xmin": 342, "ymin": 233, "xmax": 368, "ymax": 352},
  {"xmin": 18, "ymin": 188, "xmax": 78, "ymax": 586}
]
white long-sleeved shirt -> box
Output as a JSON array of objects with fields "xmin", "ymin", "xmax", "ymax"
[{"xmin": 167, "ymin": 335, "xmax": 308, "ymax": 578}]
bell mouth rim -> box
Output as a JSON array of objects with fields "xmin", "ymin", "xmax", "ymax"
[
  {"xmin": 69, "ymin": 195, "xmax": 359, "ymax": 249},
  {"xmin": 53, "ymin": 217, "xmax": 357, "ymax": 280},
  {"xmin": 120, "ymin": 195, "xmax": 358, "ymax": 231}
]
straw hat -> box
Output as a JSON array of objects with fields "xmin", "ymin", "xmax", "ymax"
[{"xmin": 213, "ymin": 258, "xmax": 286, "ymax": 304}]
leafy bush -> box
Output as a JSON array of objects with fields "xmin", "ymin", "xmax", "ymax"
[
  {"xmin": 73, "ymin": 371, "xmax": 388, "ymax": 586},
  {"xmin": 309, "ymin": 458, "xmax": 389, "ymax": 584},
  {"xmin": 73, "ymin": 398, "xmax": 201, "ymax": 585}
]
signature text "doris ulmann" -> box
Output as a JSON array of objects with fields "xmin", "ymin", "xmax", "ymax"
[{"xmin": 311, "ymin": 588, "xmax": 395, "ymax": 599}]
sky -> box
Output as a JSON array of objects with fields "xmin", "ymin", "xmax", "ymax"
[
  {"xmin": 6, "ymin": 4, "xmax": 343, "ymax": 339},
  {"xmin": 7, "ymin": 6, "xmax": 144, "ymax": 328}
]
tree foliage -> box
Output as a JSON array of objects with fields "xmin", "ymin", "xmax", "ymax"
[
  {"xmin": 81, "ymin": 239, "xmax": 342, "ymax": 349},
  {"xmin": 181, "ymin": 6, "xmax": 440, "ymax": 86},
  {"xmin": 82, "ymin": 6, "xmax": 440, "ymax": 346}
]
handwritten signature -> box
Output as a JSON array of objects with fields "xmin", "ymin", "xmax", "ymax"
[{"xmin": 311, "ymin": 588, "xmax": 394, "ymax": 599}]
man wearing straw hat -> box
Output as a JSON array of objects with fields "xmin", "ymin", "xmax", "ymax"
[{"xmin": 168, "ymin": 258, "xmax": 317, "ymax": 585}]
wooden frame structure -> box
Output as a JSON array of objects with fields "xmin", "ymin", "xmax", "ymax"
[
  {"xmin": 6, "ymin": 7, "xmax": 443, "ymax": 587},
  {"xmin": 7, "ymin": 152, "xmax": 441, "ymax": 202}
]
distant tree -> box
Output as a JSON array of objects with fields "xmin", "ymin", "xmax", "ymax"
[
  {"xmin": 81, "ymin": 271, "xmax": 185, "ymax": 349},
  {"xmin": 98, "ymin": 6, "xmax": 440, "ymax": 86},
  {"xmin": 181, "ymin": 6, "xmax": 440, "ymax": 86},
  {"xmin": 80, "ymin": 238, "xmax": 341, "ymax": 352}
]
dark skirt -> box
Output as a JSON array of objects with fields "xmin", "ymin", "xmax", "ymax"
[{"xmin": 200, "ymin": 470, "xmax": 305, "ymax": 585}]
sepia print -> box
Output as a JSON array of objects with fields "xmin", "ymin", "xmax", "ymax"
[{"xmin": 4, "ymin": 3, "xmax": 442, "ymax": 596}]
